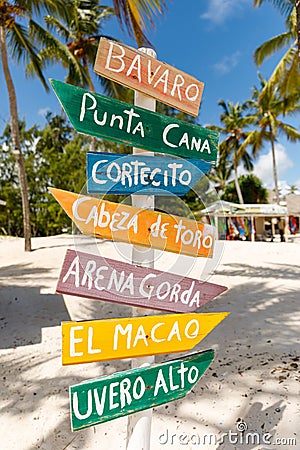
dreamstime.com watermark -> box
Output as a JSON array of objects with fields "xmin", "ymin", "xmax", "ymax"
[{"xmin": 158, "ymin": 421, "xmax": 297, "ymax": 446}]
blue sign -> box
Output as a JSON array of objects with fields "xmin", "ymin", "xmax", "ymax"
[{"xmin": 86, "ymin": 152, "xmax": 213, "ymax": 196}]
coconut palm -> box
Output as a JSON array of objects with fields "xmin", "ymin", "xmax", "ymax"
[
  {"xmin": 241, "ymin": 76, "xmax": 300, "ymax": 203},
  {"xmin": 0, "ymin": 0, "xmax": 65, "ymax": 251},
  {"xmin": 287, "ymin": 184, "xmax": 299, "ymax": 194},
  {"xmin": 254, "ymin": 1, "xmax": 300, "ymax": 95},
  {"xmin": 209, "ymin": 101, "xmax": 254, "ymax": 204},
  {"xmin": 31, "ymin": 0, "xmax": 168, "ymax": 95},
  {"xmin": 30, "ymin": 1, "xmax": 118, "ymax": 94},
  {"xmin": 209, "ymin": 156, "xmax": 233, "ymax": 194}
]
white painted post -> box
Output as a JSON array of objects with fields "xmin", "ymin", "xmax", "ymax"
[
  {"xmin": 126, "ymin": 47, "xmax": 157, "ymax": 450},
  {"xmin": 214, "ymin": 215, "xmax": 219, "ymax": 240}
]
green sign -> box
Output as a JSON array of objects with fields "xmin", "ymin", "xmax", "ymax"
[
  {"xmin": 50, "ymin": 79, "xmax": 219, "ymax": 163},
  {"xmin": 70, "ymin": 350, "xmax": 214, "ymax": 431}
]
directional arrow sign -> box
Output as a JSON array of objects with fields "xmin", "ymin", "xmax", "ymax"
[
  {"xmin": 50, "ymin": 79, "xmax": 219, "ymax": 163},
  {"xmin": 62, "ymin": 313, "xmax": 228, "ymax": 365},
  {"xmin": 49, "ymin": 188, "xmax": 216, "ymax": 258},
  {"xmin": 93, "ymin": 37, "xmax": 204, "ymax": 117},
  {"xmin": 57, "ymin": 249, "xmax": 228, "ymax": 313},
  {"xmin": 87, "ymin": 152, "xmax": 213, "ymax": 195},
  {"xmin": 70, "ymin": 349, "xmax": 214, "ymax": 430}
]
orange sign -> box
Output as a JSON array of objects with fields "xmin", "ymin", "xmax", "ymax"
[
  {"xmin": 94, "ymin": 38, "xmax": 204, "ymax": 117},
  {"xmin": 49, "ymin": 188, "xmax": 215, "ymax": 258}
]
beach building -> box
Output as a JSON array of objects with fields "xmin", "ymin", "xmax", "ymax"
[{"xmin": 200, "ymin": 200, "xmax": 291, "ymax": 241}]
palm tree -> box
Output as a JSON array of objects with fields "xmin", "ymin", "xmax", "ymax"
[
  {"xmin": 31, "ymin": 1, "xmax": 114, "ymax": 93},
  {"xmin": 0, "ymin": 0, "xmax": 65, "ymax": 251},
  {"xmin": 209, "ymin": 156, "xmax": 233, "ymax": 194},
  {"xmin": 241, "ymin": 76, "xmax": 300, "ymax": 203},
  {"xmin": 287, "ymin": 184, "xmax": 299, "ymax": 194},
  {"xmin": 209, "ymin": 101, "xmax": 254, "ymax": 204},
  {"xmin": 254, "ymin": 1, "xmax": 300, "ymax": 95},
  {"xmin": 112, "ymin": 0, "xmax": 167, "ymax": 47}
]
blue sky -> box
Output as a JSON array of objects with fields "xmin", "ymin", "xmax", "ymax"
[{"xmin": 1, "ymin": 0, "xmax": 299, "ymax": 192}]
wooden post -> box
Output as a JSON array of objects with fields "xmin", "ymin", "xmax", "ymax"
[{"xmin": 127, "ymin": 47, "xmax": 157, "ymax": 450}]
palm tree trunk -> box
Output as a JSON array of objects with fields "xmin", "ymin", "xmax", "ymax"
[
  {"xmin": 233, "ymin": 147, "xmax": 244, "ymax": 204},
  {"xmin": 234, "ymin": 165, "xmax": 244, "ymax": 204},
  {"xmin": 269, "ymin": 125, "xmax": 280, "ymax": 204},
  {"xmin": 296, "ymin": 0, "xmax": 300, "ymax": 63},
  {"xmin": 0, "ymin": 25, "xmax": 32, "ymax": 251}
]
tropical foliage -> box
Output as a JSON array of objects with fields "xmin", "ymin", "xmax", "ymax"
[
  {"xmin": 208, "ymin": 100, "xmax": 254, "ymax": 204},
  {"xmin": 0, "ymin": 115, "xmax": 87, "ymax": 236},
  {"xmin": 221, "ymin": 174, "xmax": 268, "ymax": 204},
  {"xmin": 240, "ymin": 75, "xmax": 300, "ymax": 203},
  {"xmin": 0, "ymin": 0, "xmax": 67, "ymax": 251}
]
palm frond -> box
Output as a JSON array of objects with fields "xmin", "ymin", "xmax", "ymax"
[
  {"xmin": 254, "ymin": 31, "xmax": 293, "ymax": 65},
  {"xmin": 8, "ymin": 22, "xmax": 48, "ymax": 90},
  {"xmin": 44, "ymin": 15, "xmax": 71, "ymax": 40},
  {"xmin": 277, "ymin": 122, "xmax": 300, "ymax": 141},
  {"xmin": 253, "ymin": 0, "xmax": 294, "ymax": 16}
]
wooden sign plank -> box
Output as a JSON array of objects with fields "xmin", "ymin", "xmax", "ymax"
[
  {"xmin": 87, "ymin": 152, "xmax": 213, "ymax": 195},
  {"xmin": 49, "ymin": 188, "xmax": 216, "ymax": 258},
  {"xmin": 62, "ymin": 313, "xmax": 228, "ymax": 365},
  {"xmin": 70, "ymin": 349, "xmax": 214, "ymax": 430},
  {"xmin": 50, "ymin": 79, "xmax": 219, "ymax": 163},
  {"xmin": 93, "ymin": 37, "xmax": 204, "ymax": 117},
  {"xmin": 57, "ymin": 249, "xmax": 228, "ymax": 313}
]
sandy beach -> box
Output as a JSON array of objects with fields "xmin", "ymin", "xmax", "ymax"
[{"xmin": 0, "ymin": 234, "xmax": 299, "ymax": 450}]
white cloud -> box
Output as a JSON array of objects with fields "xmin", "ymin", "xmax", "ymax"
[
  {"xmin": 38, "ymin": 107, "xmax": 50, "ymax": 117},
  {"xmin": 213, "ymin": 51, "xmax": 241, "ymax": 74},
  {"xmin": 253, "ymin": 143, "xmax": 293, "ymax": 188},
  {"xmin": 201, "ymin": 0, "xmax": 248, "ymax": 25}
]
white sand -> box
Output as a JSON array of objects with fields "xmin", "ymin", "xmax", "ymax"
[{"xmin": 0, "ymin": 235, "xmax": 299, "ymax": 450}]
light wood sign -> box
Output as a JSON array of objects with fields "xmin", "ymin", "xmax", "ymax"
[
  {"xmin": 62, "ymin": 313, "xmax": 228, "ymax": 365},
  {"xmin": 70, "ymin": 349, "xmax": 214, "ymax": 430},
  {"xmin": 56, "ymin": 249, "xmax": 228, "ymax": 313},
  {"xmin": 49, "ymin": 188, "xmax": 216, "ymax": 258},
  {"xmin": 50, "ymin": 79, "xmax": 219, "ymax": 163},
  {"xmin": 94, "ymin": 38, "xmax": 204, "ymax": 117},
  {"xmin": 87, "ymin": 152, "xmax": 213, "ymax": 195}
]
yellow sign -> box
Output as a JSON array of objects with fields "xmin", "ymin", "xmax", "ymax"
[
  {"xmin": 61, "ymin": 312, "xmax": 229, "ymax": 365},
  {"xmin": 49, "ymin": 187, "xmax": 216, "ymax": 258}
]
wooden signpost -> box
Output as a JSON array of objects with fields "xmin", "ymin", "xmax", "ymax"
[
  {"xmin": 69, "ymin": 349, "xmax": 214, "ymax": 431},
  {"xmin": 49, "ymin": 187, "xmax": 216, "ymax": 258},
  {"xmin": 62, "ymin": 313, "xmax": 228, "ymax": 365},
  {"xmin": 48, "ymin": 36, "xmax": 229, "ymax": 447},
  {"xmin": 56, "ymin": 249, "xmax": 228, "ymax": 313},
  {"xmin": 50, "ymin": 79, "xmax": 219, "ymax": 163},
  {"xmin": 93, "ymin": 38, "xmax": 204, "ymax": 117},
  {"xmin": 87, "ymin": 152, "xmax": 213, "ymax": 195}
]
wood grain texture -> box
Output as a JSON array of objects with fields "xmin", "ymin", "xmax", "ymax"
[
  {"xmin": 50, "ymin": 79, "xmax": 219, "ymax": 163},
  {"xmin": 62, "ymin": 313, "xmax": 229, "ymax": 365},
  {"xmin": 69, "ymin": 349, "xmax": 214, "ymax": 430},
  {"xmin": 49, "ymin": 188, "xmax": 216, "ymax": 258},
  {"xmin": 56, "ymin": 249, "xmax": 228, "ymax": 312},
  {"xmin": 87, "ymin": 152, "xmax": 213, "ymax": 195},
  {"xmin": 94, "ymin": 38, "xmax": 204, "ymax": 117}
]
